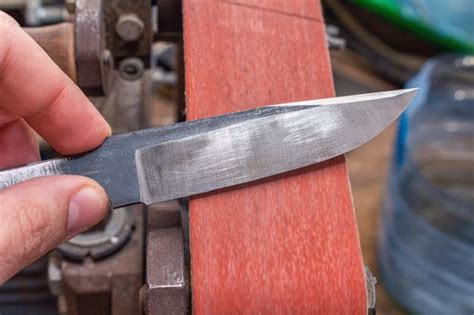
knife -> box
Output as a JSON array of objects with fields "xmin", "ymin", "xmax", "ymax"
[{"xmin": 0, "ymin": 89, "xmax": 416, "ymax": 208}]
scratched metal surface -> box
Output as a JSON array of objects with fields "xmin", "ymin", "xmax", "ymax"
[
  {"xmin": 136, "ymin": 89, "xmax": 415, "ymax": 203},
  {"xmin": 0, "ymin": 89, "xmax": 415, "ymax": 207}
]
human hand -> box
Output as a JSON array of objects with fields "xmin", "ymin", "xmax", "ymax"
[{"xmin": 0, "ymin": 12, "xmax": 111, "ymax": 283}]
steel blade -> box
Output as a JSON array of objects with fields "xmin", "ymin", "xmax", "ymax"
[
  {"xmin": 136, "ymin": 88, "xmax": 417, "ymax": 204},
  {"xmin": 0, "ymin": 89, "xmax": 416, "ymax": 207}
]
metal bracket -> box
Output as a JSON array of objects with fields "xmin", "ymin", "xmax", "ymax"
[{"xmin": 141, "ymin": 201, "xmax": 189, "ymax": 314}]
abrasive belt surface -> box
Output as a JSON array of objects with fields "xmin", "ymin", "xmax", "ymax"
[{"xmin": 183, "ymin": 1, "xmax": 366, "ymax": 313}]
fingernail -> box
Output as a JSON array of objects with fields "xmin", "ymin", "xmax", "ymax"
[
  {"xmin": 104, "ymin": 124, "xmax": 113, "ymax": 137},
  {"xmin": 67, "ymin": 187, "xmax": 108, "ymax": 237}
]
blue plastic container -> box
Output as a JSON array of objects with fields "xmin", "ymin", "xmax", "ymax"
[{"xmin": 379, "ymin": 55, "xmax": 474, "ymax": 314}]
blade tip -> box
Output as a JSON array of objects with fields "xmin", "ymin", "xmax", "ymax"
[
  {"xmin": 391, "ymin": 88, "xmax": 418, "ymax": 111},
  {"xmin": 401, "ymin": 87, "xmax": 419, "ymax": 104},
  {"xmin": 403, "ymin": 87, "xmax": 419, "ymax": 97},
  {"xmin": 392, "ymin": 87, "xmax": 418, "ymax": 97}
]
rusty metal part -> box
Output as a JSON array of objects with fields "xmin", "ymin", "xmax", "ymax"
[
  {"xmin": 25, "ymin": 22, "xmax": 77, "ymax": 81},
  {"xmin": 116, "ymin": 13, "xmax": 145, "ymax": 42},
  {"xmin": 103, "ymin": 0, "xmax": 153, "ymax": 66},
  {"xmin": 75, "ymin": 0, "xmax": 104, "ymax": 95},
  {"xmin": 25, "ymin": 0, "xmax": 155, "ymax": 95},
  {"xmin": 58, "ymin": 205, "xmax": 144, "ymax": 315},
  {"xmin": 141, "ymin": 201, "xmax": 189, "ymax": 315}
]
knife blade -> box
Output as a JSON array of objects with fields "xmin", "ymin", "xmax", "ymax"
[{"xmin": 0, "ymin": 89, "xmax": 416, "ymax": 208}]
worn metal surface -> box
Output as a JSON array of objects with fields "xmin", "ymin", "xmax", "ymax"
[
  {"xmin": 103, "ymin": 0, "xmax": 153, "ymax": 66},
  {"xmin": 75, "ymin": 0, "xmax": 104, "ymax": 95},
  {"xmin": 141, "ymin": 201, "xmax": 188, "ymax": 315},
  {"xmin": 58, "ymin": 207, "xmax": 135, "ymax": 261},
  {"xmin": 60, "ymin": 206, "xmax": 144, "ymax": 315},
  {"xmin": 116, "ymin": 13, "xmax": 144, "ymax": 42},
  {"xmin": 365, "ymin": 266, "xmax": 378, "ymax": 315},
  {"xmin": 0, "ymin": 90, "xmax": 416, "ymax": 207},
  {"xmin": 136, "ymin": 89, "xmax": 415, "ymax": 204}
]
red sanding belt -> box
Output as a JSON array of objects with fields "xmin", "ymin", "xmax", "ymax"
[{"xmin": 183, "ymin": 1, "xmax": 367, "ymax": 313}]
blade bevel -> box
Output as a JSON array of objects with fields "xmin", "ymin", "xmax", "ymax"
[{"xmin": 136, "ymin": 89, "xmax": 417, "ymax": 204}]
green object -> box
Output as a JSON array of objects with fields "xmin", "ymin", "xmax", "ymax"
[{"xmin": 353, "ymin": 0, "xmax": 474, "ymax": 53}]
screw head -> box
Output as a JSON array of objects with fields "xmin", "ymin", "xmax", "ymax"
[{"xmin": 116, "ymin": 13, "xmax": 144, "ymax": 42}]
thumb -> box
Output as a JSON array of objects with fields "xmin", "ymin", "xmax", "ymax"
[{"xmin": 0, "ymin": 176, "xmax": 109, "ymax": 283}]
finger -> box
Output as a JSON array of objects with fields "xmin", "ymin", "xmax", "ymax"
[
  {"xmin": 0, "ymin": 12, "xmax": 111, "ymax": 155},
  {"xmin": 0, "ymin": 118, "xmax": 39, "ymax": 169},
  {"xmin": 0, "ymin": 176, "xmax": 109, "ymax": 283}
]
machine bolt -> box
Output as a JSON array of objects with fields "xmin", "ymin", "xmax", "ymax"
[
  {"xmin": 119, "ymin": 58, "xmax": 145, "ymax": 81},
  {"xmin": 116, "ymin": 13, "xmax": 145, "ymax": 42}
]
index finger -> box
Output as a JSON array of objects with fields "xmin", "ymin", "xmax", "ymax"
[{"xmin": 0, "ymin": 12, "xmax": 111, "ymax": 155}]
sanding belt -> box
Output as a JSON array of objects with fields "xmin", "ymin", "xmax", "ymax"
[{"xmin": 183, "ymin": 1, "xmax": 367, "ymax": 313}]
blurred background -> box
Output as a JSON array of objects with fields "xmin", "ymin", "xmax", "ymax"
[
  {"xmin": 325, "ymin": 1, "xmax": 473, "ymax": 314},
  {"xmin": 0, "ymin": 0, "xmax": 473, "ymax": 314}
]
